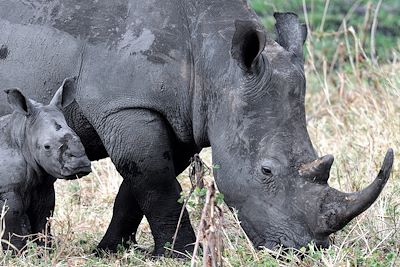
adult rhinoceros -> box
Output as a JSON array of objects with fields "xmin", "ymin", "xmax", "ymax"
[{"xmin": 0, "ymin": 0, "xmax": 393, "ymax": 255}]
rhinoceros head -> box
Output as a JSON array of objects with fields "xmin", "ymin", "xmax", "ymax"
[
  {"xmin": 205, "ymin": 13, "xmax": 393, "ymax": 250},
  {"xmin": 5, "ymin": 77, "xmax": 91, "ymax": 180}
]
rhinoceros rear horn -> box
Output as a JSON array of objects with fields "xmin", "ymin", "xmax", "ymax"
[
  {"xmin": 231, "ymin": 20, "xmax": 266, "ymax": 71},
  {"xmin": 299, "ymin": 154, "xmax": 334, "ymax": 184},
  {"xmin": 274, "ymin": 12, "xmax": 307, "ymax": 59}
]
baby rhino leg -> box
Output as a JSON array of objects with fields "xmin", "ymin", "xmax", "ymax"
[
  {"xmin": 1, "ymin": 191, "xmax": 31, "ymax": 251},
  {"xmin": 27, "ymin": 179, "xmax": 56, "ymax": 246}
]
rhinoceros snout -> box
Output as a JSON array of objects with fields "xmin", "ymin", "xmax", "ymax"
[{"xmin": 60, "ymin": 155, "xmax": 92, "ymax": 179}]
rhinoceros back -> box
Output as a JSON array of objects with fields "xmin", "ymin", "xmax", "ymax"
[{"xmin": 0, "ymin": 0, "xmax": 194, "ymax": 140}]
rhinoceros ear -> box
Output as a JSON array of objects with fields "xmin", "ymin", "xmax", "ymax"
[
  {"xmin": 50, "ymin": 77, "xmax": 77, "ymax": 109},
  {"xmin": 231, "ymin": 20, "xmax": 266, "ymax": 71},
  {"xmin": 4, "ymin": 88, "xmax": 33, "ymax": 115},
  {"xmin": 274, "ymin": 12, "xmax": 307, "ymax": 59}
]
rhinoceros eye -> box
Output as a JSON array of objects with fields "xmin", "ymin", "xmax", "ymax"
[
  {"xmin": 44, "ymin": 144, "xmax": 51, "ymax": 150},
  {"xmin": 261, "ymin": 166, "xmax": 273, "ymax": 176}
]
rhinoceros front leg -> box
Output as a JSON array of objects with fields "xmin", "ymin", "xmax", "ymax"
[
  {"xmin": 26, "ymin": 178, "xmax": 56, "ymax": 246},
  {"xmin": 93, "ymin": 109, "xmax": 195, "ymax": 256},
  {"xmin": 97, "ymin": 178, "xmax": 143, "ymax": 252}
]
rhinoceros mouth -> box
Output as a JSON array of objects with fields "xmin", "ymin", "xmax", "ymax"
[
  {"xmin": 60, "ymin": 165, "xmax": 92, "ymax": 180},
  {"xmin": 257, "ymin": 235, "xmax": 330, "ymax": 251},
  {"xmin": 59, "ymin": 155, "xmax": 92, "ymax": 179},
  {"xmin": 62, "ymin": 172, "xmax": 90, "ymax": 180}
]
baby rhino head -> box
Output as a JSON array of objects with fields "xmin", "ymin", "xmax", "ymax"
[{"xmin": 5, "ymin": 78, "xmax": 91, "ymax": 179}]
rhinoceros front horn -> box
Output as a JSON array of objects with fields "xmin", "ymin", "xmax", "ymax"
[
  {"xmin": 336, "ymin": 148, "xmax": 394, "ymax": 226},
  {"xmin": 311, "ymin": 149, "xmax": 394, "ymax": 234}
]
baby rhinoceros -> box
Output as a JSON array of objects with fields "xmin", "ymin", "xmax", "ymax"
[{"xmin": 0, "ymin": 77, "xmax": 91, "ymax": 251}]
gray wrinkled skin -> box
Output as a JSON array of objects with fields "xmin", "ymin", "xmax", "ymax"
[
  {"xmin": 0, "ymin": 0, "xmax": 393, "ymax": 254},
  {"xmin": 0, "ymin": 79, "xmax": 91, "ymax": 251}
]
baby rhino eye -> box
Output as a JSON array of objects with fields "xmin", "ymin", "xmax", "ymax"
[
  {"xmin": 44, "ymin": 144, "xmax": 51, "ymax": 150},
  {"xmin": 261, "ymin": 166, "xmax": 273, "ymax": 176}
]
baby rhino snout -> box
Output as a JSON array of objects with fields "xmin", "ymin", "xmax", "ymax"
[{"xmin": 60, "ymin": 138, "xmax": 91, "ymax": 179}]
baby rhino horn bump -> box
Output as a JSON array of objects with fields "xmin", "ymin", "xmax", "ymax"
[
  {"xmin": 274, "ymin": 12, "xmax": 307, "ymax": 59},
  {"xmin": 299, "ymin": 154, "xmax": 334, "ymax": 184}
]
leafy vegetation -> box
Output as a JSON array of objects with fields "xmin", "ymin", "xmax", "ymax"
[{"xmin": 251, "ymin": 0, "xmax": 399, "ymax": 66}]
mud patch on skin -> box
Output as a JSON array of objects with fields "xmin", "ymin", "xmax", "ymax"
[
  {"xmin": 118, "ymin": 28, "xmax": 155, "ymax": 52},
  {"xmin": 0, "ymin": 45, "xmax": 9, "ymax": 59},
  {"xmin": 141, "ymin": 50, "xmax": 166, "ymax": 64},
  {"xmin": 52, "ymin": 1, "xmax": 129, "ymax": 45}
]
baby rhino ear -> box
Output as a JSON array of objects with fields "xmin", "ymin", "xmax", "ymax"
[
  {"xmin": 4, "ymin": 88, "xmax": 32, "ymax": 115},
  {"xmin": 50, "ymin": 77, "xmax": 77, "ymax": 109}
]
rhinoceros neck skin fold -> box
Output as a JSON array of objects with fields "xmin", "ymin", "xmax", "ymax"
[{"xmin": 0, "ymin": 0, "xmax": 393, "ymax": 254}]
